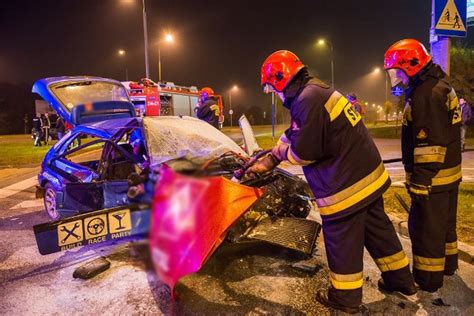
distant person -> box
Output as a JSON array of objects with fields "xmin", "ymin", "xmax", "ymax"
[
  {"xmin": 41, "ymin": 113, "xmax": 51, "ymax": 145},
  {"xmin": 56, "ymin": 116, "xmax": 65, "ymax": 140},
  {"xmin": 347, "ymin": 93, "xmax": 364, "ymax": 116},
  {"xmin": 196, "ymin": 87, "xmax": 220, "ymax": 129},
  {"xmin": 32, "ymin": 115, "xmax": 42, "ymax": 147}
]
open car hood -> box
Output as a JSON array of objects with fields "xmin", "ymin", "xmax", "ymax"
[
  {"xmin": 32, "ymin": 76, "xmax": 136, "ymax": 126},
  {"xmin": 143, "ymin": 116, "xmax": 247, "ymax": 167},
  {"xmin": 239, "ymin": 115, "xmax": 261, "ymax": 156}
]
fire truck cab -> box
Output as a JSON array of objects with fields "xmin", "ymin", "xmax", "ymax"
[{"xmin": 122, "ymin": 79, "xmax": 224, "ymax": 127}]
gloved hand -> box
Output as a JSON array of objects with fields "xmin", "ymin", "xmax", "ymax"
[
  {"xmin": 246, "ymin": 153, "xmax": 280, "ymax": 176},
  {"xmin": 405, "ymin": 182, "xmax": 430, "ymax": 202},
  {"xmin": 210, "ymin": 104, "xmax": 220, "ymax": 117},
  {"xmin": 271, "ymin": 143, "xmax": 290, "ymax": 162}
]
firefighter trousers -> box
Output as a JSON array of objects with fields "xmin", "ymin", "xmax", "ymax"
[
  {"xmin": 409, "ymin": 186, "xmax": 459, "ymax": 292},
  {"xmin": 323, "ymin": 196, "xmax": 414, "ymax": 307}
]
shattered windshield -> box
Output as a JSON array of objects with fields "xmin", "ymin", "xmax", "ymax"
[
  {"xmin": 51, "ymin": 81, "xmax": 129, "ymax": 110},
  {"xmin": 143, "ymin": 116, "xmax": 246, "ymax": 167}
]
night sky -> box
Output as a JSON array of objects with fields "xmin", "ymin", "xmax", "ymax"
[{"xmin": 1, "ymin": 0, "xmax": 433, "ymax": 109}]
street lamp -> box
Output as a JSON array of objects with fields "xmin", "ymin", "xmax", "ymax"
[
  {"xmin": 373, "ymin": 67, "xmax": 388, "ymax": 101},
  {"xmin": 316, "ymin": 38, "xmax": 335, "ymax": 88},
  {"xmin": 120, "ymin": 0, "xmax": 150, "ymax": 78},
  {"xmin": 158, "ymin": 33, "xmax": 174, "ymax": 82},
  {"xmin": 117, "ymin": 49, "xmax": 128, "ymax": 81},
  {"xmin": 228, "ymin": 85, "xmax": 238, "ymax": 127}
]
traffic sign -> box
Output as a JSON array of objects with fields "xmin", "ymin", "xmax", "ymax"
[{"xmin": 434, "ymin": 0, "xmax": 467, "ymax": 37}]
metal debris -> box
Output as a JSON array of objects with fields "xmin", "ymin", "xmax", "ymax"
[{"xmin": 73, "ymin": 257, "xmax": 111, "ymax": 279}]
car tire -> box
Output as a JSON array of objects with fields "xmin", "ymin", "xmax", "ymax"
[{"xmin": 44, "ymin": 182, "xmax": 60, "ymax": 220}]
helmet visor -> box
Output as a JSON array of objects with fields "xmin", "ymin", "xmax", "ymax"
[{"xmin": 386, "ymin": 68, "xmax": 409, "ymax": 88}]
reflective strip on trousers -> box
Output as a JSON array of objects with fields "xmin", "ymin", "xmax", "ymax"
[
  {"xmin": 330, "ymin": 271, "xmax": 364, "ymax": 290},
  {"xmin": 316, "ymin": 163, "xmax": 389, "ymax": 216},
  {"xmin": 413, "ymin": 255, "xmax": 445, "ymax": 272},
  {"xmin": 374, "ymin": 250, "xmax": 410, "ymax": 272},
  {"xmin": 446, "ymin": 241, "xmax": 458, "ymax": 255}
]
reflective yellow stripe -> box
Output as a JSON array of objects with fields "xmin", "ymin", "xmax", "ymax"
[
  {"xmin": 324, "ymin": 91, "xmax": 349, "ymax": 121},
  {"xmin": 414, "ymin": 146, "xmax": 446, "ymax": 164},
  {"xmin": 277, "ymin": 133, "xmax": 289, "ymax": 145},
  {"xmin": 330, "ymin": 271, "xmax": 363, "ymax": 290},
  {"xmin": 287, "ymin": 147, "xmax": 314, "ymax": 166},
  {"xmin": 446, "ymin": 88, "xmax": 458, "ymax": 110},
  {"xmin": 446, "ymin": 241, "xmax": 458, "ymax": 255},
  {"xmin": 413, "ymin": 255, "xmax": 445, "ymax": 272},
  {"xmin": 408, "ymin": 186, "xmax": 429, "ymax": 196},
  {"xmin": 374, "ymin": 250, "xmax": 409, "ymax": 272},
  {"xmin": 432, "ymin": 165, "xmax": 462, "ymax": 186},
  {"xmin": 316, "ymin": 163, "xmax": 389, "ymax": 216},
  {"xmin": 406, "ymin": 164, "xmax": 462, "ymax": 187}
]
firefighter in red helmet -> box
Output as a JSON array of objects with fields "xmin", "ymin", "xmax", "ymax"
[
  {"xmin": 251, "ymin": 50, "xmax": 416, "ymax": 313},
  {"xmin": 196, "ymin": 87, "xmax": 220, "ymax": 129},
  {"xmin": 384, "ymin": 39, "xmax": 462, "ymax": 293}
]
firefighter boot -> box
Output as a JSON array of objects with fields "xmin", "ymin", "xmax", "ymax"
[
  {"xmin": 315, "ymin": 290, "xmax": 362, "ymax": 314},
  {"xmin": 377, "ymin": 278, "xmax": 418, "ymax": 296}
]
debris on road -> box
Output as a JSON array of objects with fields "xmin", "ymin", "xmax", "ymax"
[{"xmin": 73, "ymin": 256, "xmax": 111, "ymax": 279}]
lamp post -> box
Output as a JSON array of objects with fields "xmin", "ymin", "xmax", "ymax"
[
  {"xmin": 141, "ymin": 0, "xmax": 150, "ymax": 78},
  {"xmin": 228, "ymin": 85, "xmax": 238, "ymax": 127},
  {"xmin": 317, "ymin": 39, "xmax": 335, "ymax": 88},
  {"xmin": 373, "ymin": 67, "xmax": 388, "ymax": 102},
  {"xmin": 118, "ymin": 49, "xmax": 128, "ymax": 81},
  {"xmin": 158, "ymin": 33, "xmax": 174, "ymax": 82}
]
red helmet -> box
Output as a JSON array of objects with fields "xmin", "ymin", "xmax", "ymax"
[
  {"xmin": 261, "ymin": 50, "xmax": 305, "ymax": 92},
  {"xmin": 199, "ymin": 87, "xmax": 214, "ymax": 98},
  {"xmin": 384, "ymin": 39, "xmax": 432, "ymax": 77}
]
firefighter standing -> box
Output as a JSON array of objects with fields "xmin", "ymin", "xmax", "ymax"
[
  {"xmin": 384, "ymin": 39, "xmax": 462, "ymax": 293},
  {"xmin": 251, "ymin": 50, "xmax": 416, "ymax": 313},
  {"xmin": 32, "ymin": 115, "xmax": 42, "ymax": 147},
  {"xmin": 196, "ymin": 87, "xmax": 220, "ymax": 129}
]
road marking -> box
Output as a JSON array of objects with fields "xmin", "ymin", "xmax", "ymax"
[
  {"xmin": 0, "ymin": 176, "xmax": 37, "ymax": 200},
  {"xmin": 10, "ymin": 199, "xmax": 43, "ymax": 210}
]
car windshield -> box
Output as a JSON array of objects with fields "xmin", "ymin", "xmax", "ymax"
[
  {"xmin": 143, "ymin": 116, "xmax": 246, "ymax": 167},
  {"xmin": 51, "ymin": 81, "xmax": 129, "ymax": 110}
]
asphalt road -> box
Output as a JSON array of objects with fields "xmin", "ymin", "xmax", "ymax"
[{"xmin": 1, "ymin": 136, "xmax": 474, "ymax": 314}]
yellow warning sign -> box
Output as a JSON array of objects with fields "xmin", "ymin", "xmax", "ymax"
[
  {"xmin": 84, "ymin": 214, "xmax": 108, "ymax": 240},
  {"xmin": 108, "ymin": 209, "xmax": 132, "ymax": 234},
  {"xmin": 57, "ymin": 220, "xmax": 84, "ymax": 246},
  {"xmin": 436, "ymin": 0, "xmax": 466, "ymax": 32}
]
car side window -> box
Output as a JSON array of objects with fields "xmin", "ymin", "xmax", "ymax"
[{"xmin": 61, "ymin": 135, "xmax": 106, "ymax": 172}]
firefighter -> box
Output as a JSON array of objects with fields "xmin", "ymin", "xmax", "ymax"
[
  {"xmin": 196, "ymin": 87, "xmax": 220, "ymax": 129},
  {"xmin": 250, "ymin": 50, "xmax": 416, "ymax": 313},
  {"xmin": 384, "ymin": 39, "xmax": 462, "ymax": 293}
]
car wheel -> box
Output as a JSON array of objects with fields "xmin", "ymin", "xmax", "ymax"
[{"xmin": 44, "ymin": 182, "xmax": 60, "ymax": 220}]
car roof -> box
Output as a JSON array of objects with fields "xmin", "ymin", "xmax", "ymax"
[{"xmin": 73, "ymin": 117, "xmax": 140, "ymax": 139}]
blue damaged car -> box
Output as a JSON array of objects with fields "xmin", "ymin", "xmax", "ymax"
[{"xmin": 33, "ymin": 76, "xmax": 248, "ymax": 220}]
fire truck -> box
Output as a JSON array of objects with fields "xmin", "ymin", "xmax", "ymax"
[{"xmin": 122, "ymin": 78, "xmax": 224, "ymax": 126}]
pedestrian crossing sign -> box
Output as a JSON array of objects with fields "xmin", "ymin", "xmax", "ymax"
[{"xmin": 435, "ymin": 0, "xmax": 467, "ymax": 37}]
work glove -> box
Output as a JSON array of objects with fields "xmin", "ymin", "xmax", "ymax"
[
  {"xmin": 405, "ymin": 182, "xmax": 431, "ymax": 202},
  {"xmin": 270, "ymin": 143, "xmax": 290, "ymax": 162},
  {"xmin": 210, "ymin": 104, "xmax": 220, "ymax": 117},
  {"xmin": 246, "ymin": 153, "xmax": 280, "ymax": 176}
]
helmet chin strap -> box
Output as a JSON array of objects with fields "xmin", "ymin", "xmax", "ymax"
[{"xmin": 276, "ymin": 92, "xmax": 285, "ymax": 103}]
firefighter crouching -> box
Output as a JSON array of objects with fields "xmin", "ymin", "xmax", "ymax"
[
  {"xmin": 384, "ymin": 39, "xmax": 462, "ymax": 293},
  {"xmin": 196, "ymin": 87, "xmax": 220, "ymax": 129},
  {"xmin": 249, "ymin": 50, "xmax": 416, "ymax": 313}
]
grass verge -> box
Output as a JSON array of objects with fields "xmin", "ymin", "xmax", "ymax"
[{"xmin": 383, "ymin": 183, "xmax": 474, "ymax": 246}]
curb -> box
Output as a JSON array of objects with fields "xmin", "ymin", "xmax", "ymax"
[{"xmin": 387, "ymin": 214, "xmax": 474, "ymax": 265}]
